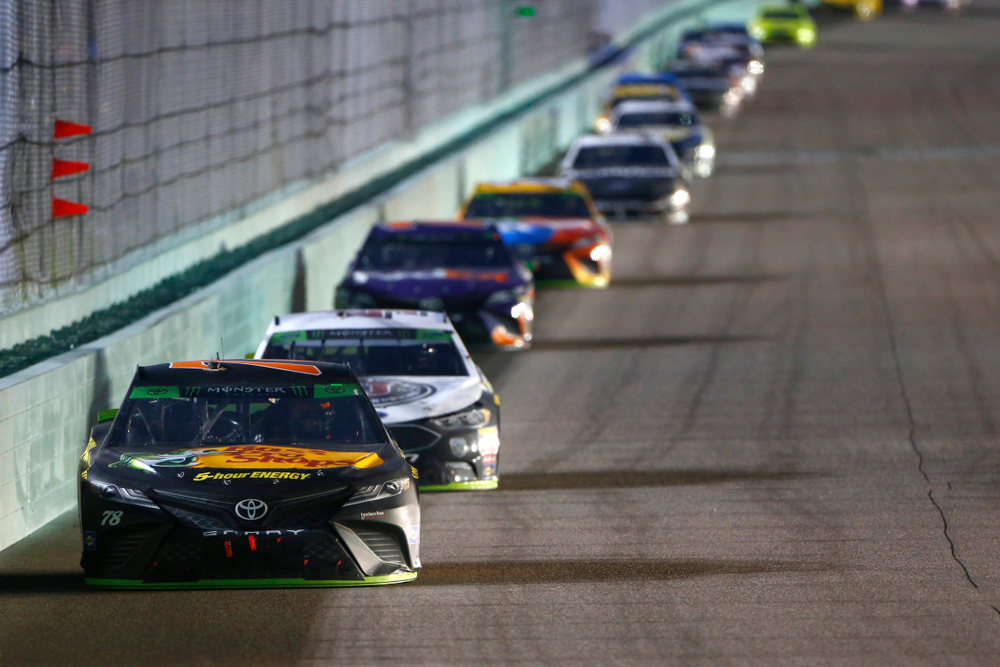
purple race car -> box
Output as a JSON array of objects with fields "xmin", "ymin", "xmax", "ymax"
[{"xmin": 335, "ymin": 221, "xmax": 534, "ymax": 351}]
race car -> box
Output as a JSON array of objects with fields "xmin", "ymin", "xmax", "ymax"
[
  {"xmin": 665, "ymin": 60, "xmax": 744, "ymax": 116},
  {"xmin": 459, "ymin": 179, "xmax": 612, "ymax": 288},
  {"xmin": 748, "ymin": 4, "xmax": 817, "ymax": 48},
  {"xmin": 610, "ymin": 100, "xmax": 715, "ymax": 178},
  {"xmin": 594, "ymin": 72, "xmax": 693, "ymax": 133},
  {"xmin": 559, "ymin": 132, "xmax": 691, "ymax": 223},
  {"xmin": 679, "ymin": 25, "xmax": 765, "ymax": 75},
  {"xmin": 822, "ymin": 0, "xmax": 882, "ymax": 19},
  {"xmin": 255, "ymin": 309, "xmax": 501, "ymax": 491},
  {"xmin": 335, "ymin": 221, "xmax": 534, "ymax": 350},
  {"xmin": 79, "ymin": 359, "xmax": 420, "ymax": 589}
]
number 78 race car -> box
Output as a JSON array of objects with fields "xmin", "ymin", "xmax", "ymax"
[{"xmin": 79, "ymin": 359, "xmax": 420, "ymax": 588}]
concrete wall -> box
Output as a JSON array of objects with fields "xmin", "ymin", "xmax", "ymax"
[{"xmin": 0, "ymin": 0, "xmax": 768, "ymax": 553}]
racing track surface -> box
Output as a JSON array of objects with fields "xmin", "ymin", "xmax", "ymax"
[{"xmin": 4, "ymin": 9, "xmax": 1000, "ymax": 666}]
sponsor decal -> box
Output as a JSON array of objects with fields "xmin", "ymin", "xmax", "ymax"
[
  {"xmin": 360, "ymin": 511, "xmax": 385, "ymax": 519},
  {"xmin": 128, "ymin": 384, "xmax": 359, "ymax": 398},
  {"xmin": 83, "ymin": 531, "xmax": 97, "ymax": 551},
  {"xmin": 406, "ymin": 525, "xmax": 420, "ymax": 545},
  {"xmin": 235, "ymin": 499, "xmax": 268, "ymax": 521},
  {"xmin": 203, "ymin": 529, "xmax": 305, "ymax": 537},
  {"xmin": 168, "ymin": 360, "xmax": 322, "ymax": 375},
  {"xmin": 193, "ymin": 471, "xmax": 313, "ymax": 482},
  {"xmin": 411, "ymin": 466, "xmax": 419, "ymax": 479},
  {"xmin": 111, "ymin": 445, "xmax": 384, "ymax": 472},
  {"xmin": 361, "ymin": 379, "xmax": 435, "ymax": 407}
]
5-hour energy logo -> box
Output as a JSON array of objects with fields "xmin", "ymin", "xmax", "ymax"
[{"xmin": 193, "ymin": 471, "xmax": 313, "ymax": 482}]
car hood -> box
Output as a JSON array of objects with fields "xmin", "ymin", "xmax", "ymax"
[
  {"xmin": 347, "ymin": 269, "xmax": 523, "ymax": 300},
  {"xmin": 490, "ymin": 217, "xmax": 605, "ymax": 251},
  {"xmin": 361, "ymin": 375, "xmax": 484, "ymax": 423},
  {"xmin": 94, "ymin": 442, "xmax": 403, "ymax": 497}
]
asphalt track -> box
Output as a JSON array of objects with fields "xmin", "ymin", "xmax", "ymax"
[{"xmin": 4, "ymin": 9, "xmax": 1000, "ymax": 666}]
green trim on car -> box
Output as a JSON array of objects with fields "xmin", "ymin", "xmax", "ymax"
[
  {"xmin": 421, "ymin": 479, "xmax": 499, "ymax": 492},
  {"xmin": 84, "ymin": 572, "xmax": 418, "ymax": 589}
]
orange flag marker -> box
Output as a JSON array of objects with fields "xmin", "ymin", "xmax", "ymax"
[
  {"xmin": 52, "ymin": 197, "xmax": 89, "ymax": 218},
  {"xmin": 53, "ymin": 120, "xmax": 92, "ymax": 139},
  {"xmin": 51, "ymin": 159, "xmax": 90, "ymax": 179}
]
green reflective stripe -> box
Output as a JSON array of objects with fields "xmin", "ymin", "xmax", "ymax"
[
  {"xmin": 421, "ymin": 480, "xmax": 499, "ymax": 492},
  {"xmin": 84, "ymin": 572, "xmax": 417, "ymax": 589},
  {"xmin": 129, "ymin": 386, "xmax": 180, "ymax": 399},
  {"xmin": 97, "ymin": 408, "xmax": 119, "ymax": 422},
  {"xmin": 271, "ymin": 331, "xmax": 308, "ymax": 342},
  {"xmin": 314, "ymin": 383, "xmax": 361, "ymax": 398},
  {"xmin": 415, "ymin": 329, "xmax": 451, "ymax": 340}
]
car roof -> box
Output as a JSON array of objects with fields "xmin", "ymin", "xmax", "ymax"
[
  {"xmin": 616, "ymin": 72, "xmax": 680, "ymax": 86},
  {"xmin": 760, "ymin": 3, "xmax": 807, "ymax": 12},
  {"xmin": 470, "ymin": 178, "xmax": 586, "ymax": 195},
  {"xmin": 613, "ymin": 99, "xmax": 697, "ymax": 115},
  {"xmin": 571, "ymin": 132, "xmax": 667, "ymax": 148},
  {"xmin": 369, "ymin": 220, "xmax": 500, "ymax": 237},
  {"xmin": 265, "ymin": 309, "xmax": 454, "ymax": 334},
  {"xmin": 133, "ymin": 360, "xmax": 357, "ymax": 386}
]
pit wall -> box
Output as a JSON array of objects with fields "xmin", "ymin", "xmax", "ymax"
[{"xmin": 0, "ymin": 0, "xmax": 769, "ymax": 553}]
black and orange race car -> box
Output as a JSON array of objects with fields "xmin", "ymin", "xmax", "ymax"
[
  {"xmin": 459, "ymin": 179, "xmax": 612, "ymax": 288},
  {"xmin": 79, "ymin": 359, "xmax": 421, "ymax": 588}
]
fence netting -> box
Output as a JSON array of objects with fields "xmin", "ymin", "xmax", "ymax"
[{"xmin": 0, "ymin": 0, "xmax": 601, "ymax": 316}]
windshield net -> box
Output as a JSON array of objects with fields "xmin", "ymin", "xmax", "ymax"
[
  {"xmin": 572, "ymin": 145, "xmax": 670, "ymax": 169},
  {"xmin": 264, "ymin": 329, "xmax": 468, "ymax": 377},
  {"xmin": 109, "ymin": 384, "xmax": 384, "ymax": 448},
  {"xmin": 358, "ymin": 234, "xmax": 511, "ymax": 271},
  {"xmin": 464, "ymin": 193, "xmax": 592, "ymax": 219},
  {"xmin": 616, "ymin": 112, "xmax": 697, "ymax": 128}
]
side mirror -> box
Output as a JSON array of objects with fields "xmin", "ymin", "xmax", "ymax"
[{"xmin": 97, "ymin": 408, "xmax": 119, "ymax": 423}]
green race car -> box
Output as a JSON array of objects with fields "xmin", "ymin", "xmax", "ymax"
[{"xmin": 748, "ymin": 4, "xmax": 817, "ymax": 48}]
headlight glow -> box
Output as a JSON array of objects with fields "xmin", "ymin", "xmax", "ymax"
[
  {"xmin": 797, "ymin": 28, "xmax": 815, "ymax": 44},
  {"xmin": 696, "ymin": 144, "xmax": 715, "ymax": 160},
  {"xmin": 511, "ymin": 301, "xmax": 533, "ymax": 321},
  {"xmin": 748, "ymin": 60, "xmax": 764, "ymax": 76},
  {"xmin": 595, "ymin": 117, "xmax": 612, "ymax": 134},
  {"xmin": 430, "ymin": 407, "xmax": 491, "ymax": 430},
  {"xmin": 343, "ymin": 477, "xmax": 410, "ymax": 506},
  {"xmin": 670, "ymin": 188, "xmax": 691, "ymax": 209},
  {"xmin": 590, "ymin": 244, "xmax": 612, "ymax": 262}
]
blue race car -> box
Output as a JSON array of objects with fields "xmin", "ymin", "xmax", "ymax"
[{"xmin": 335, "ymin": 221, "xmax": 534, "ymax": 351}]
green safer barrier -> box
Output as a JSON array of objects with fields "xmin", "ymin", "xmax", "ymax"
[{"xmin": 0, "ymin": 0, "xmax": 736, "ymax": 381}]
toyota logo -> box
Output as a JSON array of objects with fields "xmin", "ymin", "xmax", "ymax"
[{"xmin": 234, "ymin": 498, "xmax": 268, "ymax": 521}]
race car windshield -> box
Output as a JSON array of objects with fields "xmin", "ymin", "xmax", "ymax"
[
  {"xmin": 762, "ymin": 10, "xmax": 802, "ymax": 19},
  {"xmin": 616, "ymin": 112, "xmax": 697, "ymax": 128},
  {"xmin": 263, "ymin": 330, "xmax": 468, "ymax": 377},
  {"xmin": 572, "ymin": 145, "xmax": 670, "ymax": 169},
  {"xmin": 357, "ymin": 236, "xmax": 511, "ymax": 270},
  {"xmin": 108, "ymin": 386, "xmax": 385, "ymax": 448},
  {"xmin": 611, "ymin": 94, "xmax": 679, "ymax": 108},
  {"xmin": 464, "ymin": 193, "xmax": 592, "ymax": 218}
]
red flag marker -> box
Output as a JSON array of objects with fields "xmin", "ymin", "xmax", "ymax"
[
  {"xmin": 51, "ymin": 159, "xmax": 89, "ymax": 179},
  {"xmin": 52, "ymin": 197, "xmax": 89, "ymax": 218},
  {"xmin": 54, "ymin": 120, "xmax": 92, "ymax": 139}
]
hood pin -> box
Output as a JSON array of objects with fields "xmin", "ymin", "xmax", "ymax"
[
  {"xmin": 224, "ymin": 479, "xmax": 232, "ymax": 485},
  {"xmin": 177, "ymin": 472, "xmax": 185, "ymax": 478}
]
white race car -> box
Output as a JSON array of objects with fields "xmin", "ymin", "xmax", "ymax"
[
  {"xmin": 610, "ymin": 100, "xmax": 716, "ymax": 178},
  {"xmin": 254, "ymin": 309, "xmax": 501, "ymax": 491}
]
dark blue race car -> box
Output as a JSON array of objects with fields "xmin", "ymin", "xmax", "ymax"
[{"xmin": 335, "ymin": 221, "xmax": 535, "ymax": 351}]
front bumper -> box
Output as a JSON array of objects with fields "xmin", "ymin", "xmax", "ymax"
[
  {"xmin": 80, "ymin": 480, "xmax": 421, "ymax": 588},
  {"xmin": 389, "ymin": 419, "xmax": 500, "ymax": 491}
]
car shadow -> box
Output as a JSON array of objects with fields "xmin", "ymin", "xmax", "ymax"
[
  {"xmin": 0, "ymin": 572, "xmax": 86, "ymax": 595},
  {"xmin": 497, "ymin": 468, "xmax": 816, "ymax": 492},
  {"xmin": 606, "ymin": 274, "xmax": 788, "ymax": 288},
  {"xmin": 413, "ymin": 557, "xmax": 828, "ymax": 586}
]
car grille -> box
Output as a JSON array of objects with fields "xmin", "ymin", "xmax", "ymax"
[
  {"xmin": 350, "ymin": 525, "xmax": 406, "ymax": 567},
  {"xmin": 389, "ymin": 424, "xmax": 439, "ymax": 452},
  {"xmin": 102, "ymin": 529, "xmax": 156, "ymax": 569},
  {"xmin": 162, "ymin": 505, "xmax": 232, "ymax": 532}
]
